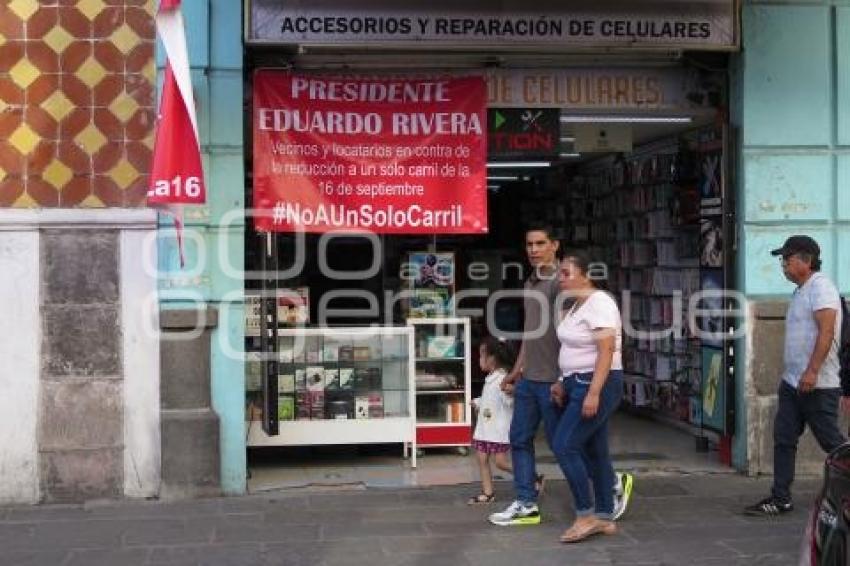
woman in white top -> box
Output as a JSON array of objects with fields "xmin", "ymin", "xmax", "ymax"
[
  {"xmin": 468, "ymin": 337, "xmax": 516, "ymax": 505},
  {"xmin": 550, "ymin": 249, "xmax": 624, "ymax": 543}
]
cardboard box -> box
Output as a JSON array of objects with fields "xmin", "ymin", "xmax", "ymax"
[
  {"xmin": 353, "ymin": 346, "xmax": 371, "ymax": 361},
  {"xmin": 322, "ymin": 344, "xmax": 339, "ymax": 362},
  {"xmin": 368, "ymin": 392, "xmax": 384, "ymax": 419},
  {"xmin": 426, "ymin": 336, "xmax": 458, "ymax": 359},
  {"xmin": 278, "ymin": 374, "xmax": 295, "ymax": 394},
  {"xmin": 277, "ymin": 396, "xmax": 295, "ymax": 421},
  {"xmin": 355, "ymin": 396, "xmax": 370, "ymax": 419},
  {"xmin": 339, "ymin": 368, "xmax": 354, "ymax": 389},
  {"xmin": 306, "ymin": 366, "xmax": 325, "ymax": 391},
  {"xmin": 324, "ymin": 369, "xmax": 340, "ymax": 390},
  {"xmin": 339, "ymin": 346, "xmax": 354, "ymax": 362}
]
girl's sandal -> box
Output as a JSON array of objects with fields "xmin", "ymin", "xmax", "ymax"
[{"xmin": 466, "ymin": 493, "xmax": 495, "ymax": 505}]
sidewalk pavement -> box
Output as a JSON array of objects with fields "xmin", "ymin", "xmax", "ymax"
[{"xmin": 0, "ymin": 474, "xmax": 818, "ymax": 566}]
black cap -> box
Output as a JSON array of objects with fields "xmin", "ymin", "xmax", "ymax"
[{"xmin": 770, "ymin": 235, "xmax": 820, "ymax": 258}]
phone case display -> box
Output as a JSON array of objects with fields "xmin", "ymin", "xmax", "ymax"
[
  {"xmin": 408, "ymin": 317, "xmax": 472, "ymax": 448},
  {"xmin": 247, "ymin": 326, "xmax": 417, "ymax": 466},
  {"xmin": 566, "ymin": 133, "xmax": 724, "ymax": 437},
  {"xmin": 405, "ymin": 252, "xmax": 455, "ymax": 318}
]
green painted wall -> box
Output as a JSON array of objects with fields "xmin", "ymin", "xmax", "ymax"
[
  {"xmin": 158, "ymin": 0, "xmax": 246, "ymax": 494},
  {"xmin": 733, "ymin": 1, "xmax": 850, "ymax": 469}
]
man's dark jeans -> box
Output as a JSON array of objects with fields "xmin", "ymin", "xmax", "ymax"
[
  {"xmin": 772, "ymin": 380, "xmax": 846, "ymax": 503},
  {"xmin": 510, "ymin": 378, "xmax": 562, "ymax": 504}
]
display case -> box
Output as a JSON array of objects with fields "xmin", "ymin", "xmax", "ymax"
[
  {"xmin": 247, "ymin": 326, "xmax": 417, "ymax": 467},
  {"xmin": 407, "ymin": 317, "xmax": 472, "ymax": 451}
]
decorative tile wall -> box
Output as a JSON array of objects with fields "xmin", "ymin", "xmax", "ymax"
[{"xmin": 0, "ymin": 0, "xmax": 155, "ymax": 208}]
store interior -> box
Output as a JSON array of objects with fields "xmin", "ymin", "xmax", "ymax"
[{"xmin": 244, "ymin": 62, "xmax": 735, "ymax": 490}]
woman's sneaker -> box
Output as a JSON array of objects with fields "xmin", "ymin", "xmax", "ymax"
[
  {"xmin": 488, "ymin": 500, "xmax": 541, "ymax": 526},
  {"xmin": 613, "ymin": 472, "xmax": 634, "ymax": 521}
]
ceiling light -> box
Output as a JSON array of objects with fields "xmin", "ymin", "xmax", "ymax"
[
  {"xmin": 560, "ymin": 136, "xmax": 575, "ymax": 143},
  {"xmin": 487, "ymin": 184, "xmax": 500, "ymax": 190},
  {"xmin": 487, "ymin": 161, "xmax": 551, "ymax": 168},
  {"xmin": 560, "ymin": 116, "xmax": 693, "ymax": 124},
  {"xmin": 486, "ymin": 175, "xmax": 519, "ymax": 181},
  {"xmin": 560, "ymin": 153, "xmax": 581, "ymax": 158}
]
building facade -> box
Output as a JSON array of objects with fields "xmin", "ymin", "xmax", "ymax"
[{"xmin": 0, "ymin": 0, "xmax": 847, "ymax": 502}]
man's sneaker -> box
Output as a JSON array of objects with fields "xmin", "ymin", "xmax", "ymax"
[
  {"xmin": 488, "ymin": 500, "xmax": 541, "ymax": 526},
  {"xmin": 612, "ymin": 471, "xmax": 634, "ymax": 521},
  {"xmin": 744, "ymin": 496, "xmax": 793, "ymax": 516}
]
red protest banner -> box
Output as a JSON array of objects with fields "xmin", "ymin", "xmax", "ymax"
[{"xmin": 252, "ymin": 72, "xmax": 487, "ymax": 234}]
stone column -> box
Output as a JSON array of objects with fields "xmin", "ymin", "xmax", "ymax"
[{"xmin": 159, "ymin": 309, "xmax": 221, "ymax": 499}]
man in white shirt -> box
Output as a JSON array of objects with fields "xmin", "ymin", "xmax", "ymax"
[{"xmin": 746, "ymin": 235, "xmax": 846, "ymax": 516}]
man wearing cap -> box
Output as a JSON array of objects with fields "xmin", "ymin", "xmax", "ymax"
[{"xmin": 745, "ymin": 236, "xmax": 846, "ymax": 516}]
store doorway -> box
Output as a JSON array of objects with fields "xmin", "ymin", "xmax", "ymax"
[{"xmin": 242, "ymin": 59, "xmax": 738, "ymax": 491}]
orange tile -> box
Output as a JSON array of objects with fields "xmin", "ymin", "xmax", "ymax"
[
  {"xmin": 0, "ymin": 141, "xmax": 26, "ymax": 177},
  {"xmin": 26, "ymin": 140, "xmax": 58, "ymax": 174},
  {"xmin": 59, "ymin": 107, "xmax": 92, "ymax": 139},
  {"xmin": 92, "ymin": 73, "xmax": 123, "ymax": 106},
  {"xmin": 92, "ymin": 174, "xmax": 123, "ymax": 206},
  {"xmin": 123, "ymin": 174, "xmax": 148, "ymax": 206},
  {"xmin": 60, "ymin": 40, "xmax": 91, "ymax": 72},
  {"xmin": 0, "ymin": 77, "xmax": 24, "ymax": 107},
  {"xmin": 27, "ymin": 177, "xmax": 60, "ymax": 206},
  {"xmin": 93, "ymin": 106, "xmax": 122, "ymax": 140},
  {"xmin": 0, "ymin": 6, "xmax": 25, "ymax": 40},
  {"xmin": 27, "ymin": 6, "xmax": 59, "ymax": 39},
  {"xmin": 0, "ymin": 178, "xmax": 25, "ymax": 206},
  {"xmin": 125, "ymin": 107, "xmax": 153, "ymax": 140},
  {"xmin": 126, "ymin": 41, "xmax": 152, "ymax": 73},
  {"xmin": 27, "ymin": 42, "xmax": 61, "ymax": 74},
  {"xmin": 57, "ymin": 139, "xmax": 90, "ymax": 171},
  {"xmin": 26, "ymin": 73, "xmax": 60, "ymax": 106},
  {"xmin": 27, "ymin": 107, "xmax": 60, "ymax": 140},
  {"xmin": 59, "ymin": 5, "xmax": 92, "ymax": 38},
  {"xmin": 92, "ymin": 139, "xmax": 121, "ymax": 173},
  {"xmin": 0, "ymin": 107, "xmax": 23, "ymax": 138},
  {"xmin": 0, "ymin": 42, "xmax": 25, "ymax": 73},
  {"xmin": 59, "ymin": 175, "xmax": 92, "ymax": 206},
  {"xmin": 61, "ymin": 74, "xmax": 91, "ymax": 107},
  {"xmin": 92, "ymin": 6, "xmax": 122, "ymax": 39},
  {"xmin": 125, "ymin": 140, "xmax": 150, "ymax": 174},
  {"xmin": 126, "ymin": 73, "xmax": 154, "ymax": 106},
  {"xmin": 93, "ymin": 41, "xmax": 123, "ymax": 73},
  {"xmin": 125, "ymin": 6, "xmax": 154, "ymax": 38}
]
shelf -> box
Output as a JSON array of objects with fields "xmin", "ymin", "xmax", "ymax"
[
  {"xmin": 416, "ymin": 390, "xmax": 465, "ymax": 395},
  {"xmin": 415, "ymin": 357, "xmax": 465, "ymax": 362},
  {"xmin": 417, "ymin": 421, "xmax": 470, "ymax": 427}
]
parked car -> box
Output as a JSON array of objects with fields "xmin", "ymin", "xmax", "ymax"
[{"xmin": 800, "ymin": 443, "xmax": 850, "ymax": 565}]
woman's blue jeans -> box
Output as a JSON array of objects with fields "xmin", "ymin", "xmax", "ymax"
[{"xmin": 553, "ymin": 370, "xmax": 623, "ymax": 519}]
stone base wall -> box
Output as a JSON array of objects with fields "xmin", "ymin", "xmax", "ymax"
[
  {"xmin": 746, "ymin": 301, "xmax": 849, "ymax": 479},
  {"xmin": 0, "ymin": 209, "xmax": 160, "ymax": 504}
]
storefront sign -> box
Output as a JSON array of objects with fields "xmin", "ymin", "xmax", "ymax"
[
  {"xmin": 488, "ymin": 108, "xmax": 559, "ymax": 161},
  {"xmin": 487, "ymin": 68, "xmax": 722, "ymax": 112},
  {"xmin": 253, "ymin": 72, "xmax": 488, "ymax": 234},
  {"xmin": 249, "ymin": 1, "xmax": 737, "ymax": 49}
]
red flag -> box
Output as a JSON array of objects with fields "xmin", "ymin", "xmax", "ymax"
[{"xmin": 147, "ymin": 0, "xmax": 205, "ymax": 266}]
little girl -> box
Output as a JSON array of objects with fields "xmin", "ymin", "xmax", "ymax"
[{"xmin": 468, "ymin": 337, "xmax": 517, "ymax": 505}]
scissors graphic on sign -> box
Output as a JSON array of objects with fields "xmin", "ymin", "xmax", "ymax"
[{"xmin": 521, "ymin": 110, "xmax": 544, "ymax": 132}]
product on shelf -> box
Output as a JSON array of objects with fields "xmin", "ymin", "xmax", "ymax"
[
  {"xmin": 324, "ymin": 368, "xmax": 340, "ymax": 390},
  {"xmin": 339, "ymin": 368, "xmax": 354, "ymax": 389},
  {"xmin": 277, "ymin": 396, "xmax": 295, "ymax": 421},
  {"xmin": 425, "ymin": 336, "xmax": 458, "ymax": 358},
  {"xmin": 278, "ymin": 373, "xmax": 295, "ymax": 394},
  {"xmin": 306, "ymin": 367, "xmax": 324, "ymax": 392}
]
